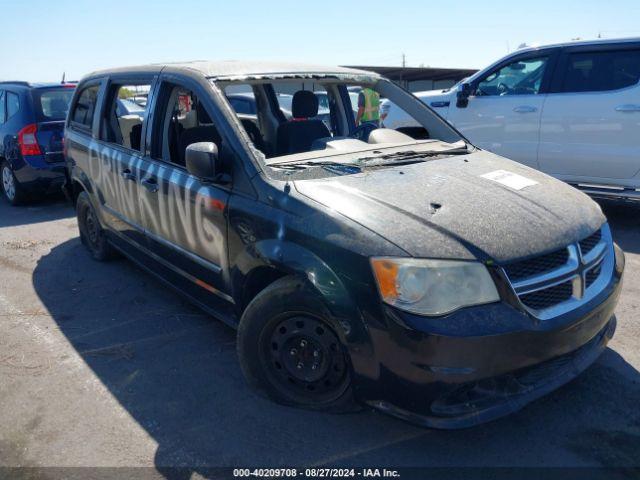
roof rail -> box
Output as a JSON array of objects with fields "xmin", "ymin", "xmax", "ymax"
[{"xmin": 0, "ymin": 81, "xmax": 30, "ymax": 87}]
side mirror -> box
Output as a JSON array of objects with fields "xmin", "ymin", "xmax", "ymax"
[
  {"xmin": 456, "ymin": 82, "xmax": 472, "ymax": 108},
  {"xmin": 186, "ymin": 142, "xmax": 217, "ymax": 180}
]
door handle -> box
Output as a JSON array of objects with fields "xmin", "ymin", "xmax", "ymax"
[
  {"xmin": 141, "ymin": 178, "xmax": 158, "ymax": 193},
  {"xmin": 513, "ymin": 105, "xmax": 537, "ymax": 113},
  {"xmin": 615, "ymin": 104, "xmax": 640, "ymax": 112},
  {"xmin": 120, "ymin": 169, "xmax": 136, "ymax": 181}
]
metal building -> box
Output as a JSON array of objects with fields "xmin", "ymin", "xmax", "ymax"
[{"xmin": 345, "ymin": 66, "xmax": 478, "ymax": 92}]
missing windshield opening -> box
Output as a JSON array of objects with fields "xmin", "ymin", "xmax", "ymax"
[{"xmin": 215, "ymin": 77, "xmax": 465, "ymax": 168}]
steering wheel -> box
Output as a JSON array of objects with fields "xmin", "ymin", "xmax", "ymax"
[
  {"xmin": 497, "ymin": 82, "xmax": 512, "ymax": 95},
  {"xmin": 351, "ymin": 123, "xmax": 378, "ymax": 142}
]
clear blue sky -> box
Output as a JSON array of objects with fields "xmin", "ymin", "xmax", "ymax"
[{"xmin": 1, "ymin": 0, "xmax": 638, "ymax": 82}]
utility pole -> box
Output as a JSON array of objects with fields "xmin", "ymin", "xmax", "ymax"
[{"xmin": 402, "ymin": 53, "xmax": 406, "ymax": 68}]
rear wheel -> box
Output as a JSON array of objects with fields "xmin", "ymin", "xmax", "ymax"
[
  {"xmin": 237, "ymin": 276, "xmax": 356, "ymax": 412},
  {"xmin": 1, "ymin": 162, "xmax": 26, "ymax": 206},
  {"xmin": 76, "ymin": 191, "xmax": 117, "ymax": 261}
]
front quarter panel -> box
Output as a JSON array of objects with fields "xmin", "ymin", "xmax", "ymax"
[{"xmin": 227, "ymin": 178, "xmax": 407, "ymax": 383}]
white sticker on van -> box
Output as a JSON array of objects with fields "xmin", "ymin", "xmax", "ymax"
[{"xmin": 480, "ymin": 170, "xmax": 539, "ymax": 190}]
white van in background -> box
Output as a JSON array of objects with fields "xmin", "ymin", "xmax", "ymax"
[{"xmin": 382, "ymin": 38, "xmax": 640, "ymax": 201}]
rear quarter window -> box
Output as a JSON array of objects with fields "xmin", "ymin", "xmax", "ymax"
[
  {"xmin": 6, "ymin": 92, "xmax": 20, "ymax": 119},
  {"xmin": 560, "ymin": 48, "xmax": 640, "ymax": 93},
  {"xmin": 70, "ymin": 85, "xmax": 100, "ymax": 131},
  {"xmin": 34, "ymin": 88, "xmax": 75, "ymax": 121}
]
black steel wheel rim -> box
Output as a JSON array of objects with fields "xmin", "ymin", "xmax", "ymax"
[
  {"xmin": 84, "ymin": 207, "xmax": 100, "ymax": 246},
  {"xmin": 263, "ymin": 314, "xmax": 349, "ymax": 402}
]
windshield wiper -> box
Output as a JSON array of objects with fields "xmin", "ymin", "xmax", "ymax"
[
  {"xmin": 271, "ymin": 160, "xmax": 358, "ymax": 171},
  {"xmin": 270, "ymin": 145, "xmax": 471, "ymax": 170},
  {"xmin": 357, "ymin": 146, "xmax": 470, "ymax": 163}
]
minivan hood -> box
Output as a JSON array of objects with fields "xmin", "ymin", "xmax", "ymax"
[{"xmin": 294, "ymin": 151, "xmax": 605, "ymax": 262}]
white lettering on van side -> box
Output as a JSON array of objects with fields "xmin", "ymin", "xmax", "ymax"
[{"xmin": 85, "ymin": 142, "xmax": 226, "ymax": 269}]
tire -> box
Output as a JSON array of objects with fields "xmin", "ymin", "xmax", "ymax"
[
  {"xmin": 237, "ymin": 276, "xmax": 357, "ymax": 412},
  {"xmin": 76, "ymin": 191, "xmax": 117, "ymax": 261},
  {"xmin": 1, "ymin": 161, "xmax": 27, "ymax": 206}
]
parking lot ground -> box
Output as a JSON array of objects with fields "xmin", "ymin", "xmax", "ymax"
[{"xmin": 0, "ymin": 196, "xmax": 639, "ymax": 473}]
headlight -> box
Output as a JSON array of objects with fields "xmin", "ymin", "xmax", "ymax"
[{"xmin": 371, "ymin": 257, "xmax": 500, "ymax": 316}]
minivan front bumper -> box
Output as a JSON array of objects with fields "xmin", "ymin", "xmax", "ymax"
[{"xmin": 354, "ymin": 244, "xmax": 624, "ymax": 429}]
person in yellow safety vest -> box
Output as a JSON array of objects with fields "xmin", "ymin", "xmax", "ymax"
[{"xmin": 355, "ymin": 87, "xmax": 381, "ymax": 127}]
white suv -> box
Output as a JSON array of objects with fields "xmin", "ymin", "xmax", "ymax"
[{"xmin": 382, "ymin": 38, "xmax": 640, "ymax": 201}]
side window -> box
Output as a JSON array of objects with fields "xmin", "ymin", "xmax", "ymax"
[
  {"xmin": 153, "ymin": 84, "xmax": 222, "ymax": 167},
  {"xmin": 560, "ymin": 49, "xmax": 640, "ymax": 93},
  {"xmin": 0, "ymin": 91, "xmax": 5, "ymax": 124},
  {"xmin": 70, "ymin": 85, "xmax": 99, "ymax": 131},
  {"xmin": 100, "ymin": 83, "xmax": 150, "ymax": 151},
  {"xmin": 6, "ymin": 92, "xmax": 20, "ymax": 119},
  {"xmin": 476, "ymin": 56, "xmax": 549, "ymax": 96},
  {"xmin": 228, "ymin": 97, "xmax": 254, "ymax": 115}
]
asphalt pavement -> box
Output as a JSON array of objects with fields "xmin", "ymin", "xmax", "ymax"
[{"xmin": 0, "ymin": 195, "xmax": 638, "ymax": 475}]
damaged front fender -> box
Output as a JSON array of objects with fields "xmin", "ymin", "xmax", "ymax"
[{"xmin": 236, "ymin": 238, "xmax": 363, "ymax": 336}]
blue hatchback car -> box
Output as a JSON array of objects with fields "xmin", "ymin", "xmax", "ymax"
[{"xmin": 0, "ymin": 82, "xmax": 75, "ymax": 205}]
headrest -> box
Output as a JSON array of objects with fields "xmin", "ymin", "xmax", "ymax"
[
  {"xmin": 292, "ymin": 90, "xmax": 318, "ymax": 119},
  {"xmin": 196, "ymin": 102, "xmax": 212, "ymax": 124}
]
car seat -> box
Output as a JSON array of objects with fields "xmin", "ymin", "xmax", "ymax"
[{"xmin": 276, "ymin": 91, "xmax": 330, "ymax": 155}]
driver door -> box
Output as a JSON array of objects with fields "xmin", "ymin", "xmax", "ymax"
[
  {"xmin": 448, "ymin": 51, "xmax": 558, "ymax": 168},
  {"xmin": 138, "ymin": 76, "xmax": 232, "ymax": 300}
]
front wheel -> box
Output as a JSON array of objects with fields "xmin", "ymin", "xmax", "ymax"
[
  {"xmin": 1, "ymin": 162, "xmax": 26, "ymax": 206},
  {"xmin": 237, "ymin": 276, "xmax": 356, "ymax": 412}
]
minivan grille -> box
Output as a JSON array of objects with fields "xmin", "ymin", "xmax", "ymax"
[
  {"xmin": 520, "ymin": 281, "xmax": 573, "ymax": 310},
  {"xmin": 586, "ymin": 264, "xmax": 602, "ymax": 288},
  {"xmin": 579, "ymin": 229, "xmax": 602, "ymax": 256},
  {"xmin": 503, "ymin": 225, "xmax": 611, "ymax": 319},
  {"xmin": 503, "ymin": 248, "xmax": 569, "ymax": 282}
]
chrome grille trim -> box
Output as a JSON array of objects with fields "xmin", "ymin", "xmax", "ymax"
[
  {"xmin": 510, "ymin": 245, "xmax": 580, "ymax": 295},
  {"xmin": 503, "ymin": 224, "xmax": 613, "ymax": 320},
  {"xmin": 503, "ymin": 248, "xmax": 569, "ymax": 283}
]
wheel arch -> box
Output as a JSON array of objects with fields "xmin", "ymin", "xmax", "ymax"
[
  {"xmin": 235, "ymin": 239, "xmax": 364, "ymax": 342},
  {"xmin": 67, "ymin": 169, "xmax": 94, "ymax": 207}
]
